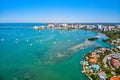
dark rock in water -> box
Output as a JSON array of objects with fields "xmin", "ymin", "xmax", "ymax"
[
  {"xmin": 103, "ymin": 39, "xmax": 110, "ymax": 42},
  {"xmin": 88, "ymin": 38, "xmax": 98, "ymax": 41}
]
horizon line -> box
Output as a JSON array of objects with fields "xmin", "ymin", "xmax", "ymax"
[{"xmin": 0, "ymin": 22, "xmax": 120, "ymax": 24}]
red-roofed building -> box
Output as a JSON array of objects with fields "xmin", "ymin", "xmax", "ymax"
[
  {"xmin": 89, "ymin": 52, "xmax": 98, "ymax": 63},
  {"xmin": 100, "ymin": 48, "xmax": 106, "ymax": 52},
  {"xmin": 110, "ymin": 76, "xmax": 120, "ymax": 80},
  {"xmin": 111, "ymin": 59, "xmax": 120, "ymax": 68}
]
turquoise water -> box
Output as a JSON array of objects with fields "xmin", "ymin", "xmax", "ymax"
[{"xmin": 0, "ymin": 23, "xmax": 112, "ymax": 80}]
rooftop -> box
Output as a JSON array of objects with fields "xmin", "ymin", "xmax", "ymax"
[{"xmin": 110, "ymin": 76, "xmax": 120, "ymax": 80}]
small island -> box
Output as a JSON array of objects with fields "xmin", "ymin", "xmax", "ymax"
[{"xmin": 88, "ymin": 38, "xmax": 98, "ymax": 41}]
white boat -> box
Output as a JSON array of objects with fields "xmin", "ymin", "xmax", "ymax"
[
  {"xmin": 33, "ymin": 26, "xmax": 46, "ymax": 30},
  {"xmin": 33, "ymin": 26, "xmax": 39, "ymax": 30}
]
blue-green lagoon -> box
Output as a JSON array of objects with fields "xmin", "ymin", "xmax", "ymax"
[{"xmin": 0, "ymin": 23, "xmax": 112, "ymax": 80}]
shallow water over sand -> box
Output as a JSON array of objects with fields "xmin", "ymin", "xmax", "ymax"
[{"xmin": 0, "ymin": 23, "xmax": 112, "ymax": 80}]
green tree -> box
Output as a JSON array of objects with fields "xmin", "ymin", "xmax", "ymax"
[{"xmin": 115, "ymin": 67, "xmax": 120, "ymax": 74}]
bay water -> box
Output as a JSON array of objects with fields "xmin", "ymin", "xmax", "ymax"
[{"xmin": 0, "ymin": 23, "xmax": 112, "ymax": 80}]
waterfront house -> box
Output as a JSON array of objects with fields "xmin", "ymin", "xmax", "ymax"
[
  {"xmin": 85, "ymin": 66, "xmax": 93, "ymax": 73},
  {"xmin": 111, "ymin": 59, "xmax": 120, "ymax": 68},
  {"xmin": 110, "ymin": 76, "xmax": 120, "ymax": 80},
  {"xmin": 112, "ymin": 53, "xmax": 120, "ymax": 59},
  {"xmin": 98, "ymin": 72, "xmax": 107, "ymax": 80},
  {"xmin": 100, "ymin": 48, "xmax": 106, "ymax": 52},
  {"xmin": 89, "ymin": 52, "xmax": 98, "ymax": 63},
  {"xmin": 91, "ymin": 64, "xmax": 100, "ymax": 72},
  {"xmin": 83, "ymin": 61, "xmax": 89, "ymax": 66},
  {"xmin": 80, "ymin": 61, "xmax": 89, "ymax": 66},
  {"xmin": 95, "ymin": 50, "xmax": 102, "ymax": 53}
]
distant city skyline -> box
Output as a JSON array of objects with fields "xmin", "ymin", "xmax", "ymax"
[{"xmin": 0, "ymin": 0, "xmax": 120, "ymax": 23}]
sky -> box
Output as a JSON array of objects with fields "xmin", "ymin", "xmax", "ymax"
[{"xmin": 0, "ymin": 0, "xmax": 120, "ymax": 23}]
